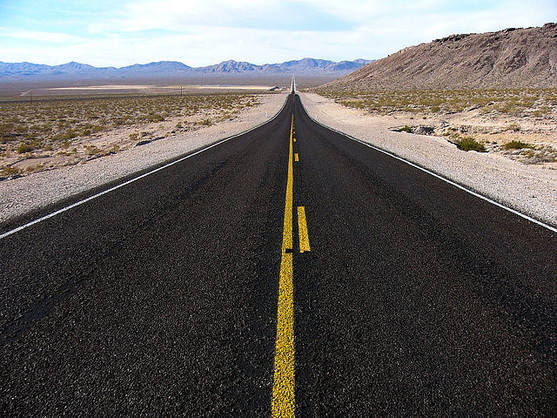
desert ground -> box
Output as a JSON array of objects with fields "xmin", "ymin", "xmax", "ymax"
[
  {"xmin": 0, "ymin": 91, "xmax": 287, "ymax": 223},
  {"xmin": 19, "ymin": 84, "xmax": 279, "ymax": 97},
  {"xmin": 311, "ymin": 87, "xmax": 557, "ymax": 168},
  {"xmin": 0, "ymin": 74, "xmax": 335, "ymax": 97},
  {"xmin": 0, "ymin": 89, "xmax": 286, "ymax": 178}
]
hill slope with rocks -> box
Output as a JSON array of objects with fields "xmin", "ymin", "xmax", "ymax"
[{"xmin": 324, "ymin": 23, "xmax": 557, "ymax": 90}]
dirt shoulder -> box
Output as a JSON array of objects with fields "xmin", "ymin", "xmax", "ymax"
[
  {"xmin": 314, "ymin": 88, "xmax": 557, "ymax": 167},
  {"xmin": 0, "ymin": 93, "xmax": 287, "ymax": 224},
  {"xmin": 1, "ymin": 94, "xmax": 269, "ymax": 177},
  {"xmin": 299, "ymin": 92, "xmax": 556, "ymax": 227}
]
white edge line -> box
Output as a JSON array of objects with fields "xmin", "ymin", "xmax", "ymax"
[
  {"xmin": 0, "ymin": 94, "xmax": 290, "ymax": 240},
  {"xmin": 297, "ymin": 94, "xmax": 557, "ymax": 234}
]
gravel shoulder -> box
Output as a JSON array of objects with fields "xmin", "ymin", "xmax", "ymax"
[
  {"xmin": 299, "ymin": 92, "xmax": 557, "ymax": 227},
  {"xmin": 0, "ymin": 93, "xmax": 287, "ymax": 224}
]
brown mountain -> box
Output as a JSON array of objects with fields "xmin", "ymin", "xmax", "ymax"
[{"xmin": 324, "ymin": 23, "xmax": 557, "ymax": 90}]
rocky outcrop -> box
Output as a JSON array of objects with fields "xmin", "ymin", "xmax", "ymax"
[{"xmin": 324, "ymin": 23, "xmax": 557, "ymax": 89}]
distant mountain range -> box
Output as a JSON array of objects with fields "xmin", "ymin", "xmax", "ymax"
[{"xmin": 0, "ymin": 58, "xmax": 372, "ymax": 82}]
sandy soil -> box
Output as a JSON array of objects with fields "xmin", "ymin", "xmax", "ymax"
[
  {"xmin": 387, "ymin": 110, "xmax": 557, "ymax": 168},
  {"xmin": 299, "ymin": 92, "xmax": 557, "ymax": 226},
  {"xmin": 20, "ymin": 84, "xmax": 283, "ymax": 97},
  {"xmin": 45, "ymin": 84, "xmax": 277, "ymax": 92},
  {"xmin": 44, "ymin": 85, "xmax": 155, "ymax": 91},
  {"xmin": 1, "ymin": 94, "xmax": 264, "ymax": 177},
  {"xmin": 0, "ymin": 93, "xmax": 287, "ymax": 224}
]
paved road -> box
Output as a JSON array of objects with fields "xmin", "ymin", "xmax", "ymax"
[{"xmin": 1, "ymin": 93, "xmax": 555, "ymax": 416}]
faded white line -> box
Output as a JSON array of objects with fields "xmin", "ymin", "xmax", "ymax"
[
  {"xmin": 299, "ymin": 97, "xmax": 557, "ymax": 234},
  {"xmin": 0, "ymin": 95, "xmax": 289, "ymax": 240}
]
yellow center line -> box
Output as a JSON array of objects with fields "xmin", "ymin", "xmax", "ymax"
[
  {"xmin": 297, "ymin": 207, "xmax": 310, "ymax": 253},
  {"xmin": 272, "ymin": 113, "xmax": 296, "ymax": 417},
  {"xmin": 294, "ymin": 153, "xmax": 299, "ymax": 162},
  {"xmin": 281, "ymin": 116, "xmax": 294, "ymax": 252}
]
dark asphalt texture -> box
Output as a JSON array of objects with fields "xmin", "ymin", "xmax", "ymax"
[{"xmin": 1, "ymin": 94, "xmax": 555, "ymax": 416}]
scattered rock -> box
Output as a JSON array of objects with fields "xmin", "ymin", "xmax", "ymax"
[
  {"xmin": 135, "ymin": 136, "xmax": 165, "ymax": 147},
  {"xmin": 391, "ymin": 125, "xmax": 435, "ymax": 135},
  {"xmin": 414, "ymin": 126, "xmax": 435, "ymax": 135},
  {"xmin": 392, "ymin": 125, "xmax": 412, "ymax": 133}
]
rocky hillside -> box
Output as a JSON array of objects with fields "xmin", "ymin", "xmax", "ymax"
[{"xmin": 324, "ymin": 23, "xmax": 557, "ymax": 90}]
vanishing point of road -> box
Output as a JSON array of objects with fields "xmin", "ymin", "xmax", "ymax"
[{"xmin": 1, "ymin": 92, "xmax": 555, "ymax": 416}]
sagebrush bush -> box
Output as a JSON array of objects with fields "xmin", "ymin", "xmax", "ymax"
[
  {"xmin": 454, "ymin": 136, "xmax": 486, "ymax": 152},
  {"xmin": 503, "ymin": 140, "xmax": 534, "ymax": 150},
  {"xmin": 16, "ymin": 142, "xmax": 34, "ymax": 153}
]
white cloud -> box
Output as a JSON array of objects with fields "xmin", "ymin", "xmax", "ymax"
[
  {"xmin": 0, "ymin": 27, "xmax": 374, "ymax": 67},
  {"xmin": 111, "ymin": 0, "xmax": 310, "ymax": 32},
  {"xmin": 0, "ymin": 28, "xmax": 83, "ymax": 44},
  {"xmin": 0, "ymin": 0, "xmax": 555, "ymax": 66}
]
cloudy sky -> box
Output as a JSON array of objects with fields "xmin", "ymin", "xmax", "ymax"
[{"xmin": 0, "ymin": 0, "xmax": 555, "ymax": 67}]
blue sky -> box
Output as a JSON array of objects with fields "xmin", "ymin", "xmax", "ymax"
[{"xmin": 0, "ymin": 0, "xmax": 555, "ymax": 66}]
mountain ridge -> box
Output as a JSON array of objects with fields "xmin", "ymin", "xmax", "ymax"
[{"xmin": 0, "ymin": 58, "xmax": 372, "ymax": 81}]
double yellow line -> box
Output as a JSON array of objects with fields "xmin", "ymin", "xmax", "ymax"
[{"xmin": 271, "ymin": 113, "xmax": 310, "ymax": 417}]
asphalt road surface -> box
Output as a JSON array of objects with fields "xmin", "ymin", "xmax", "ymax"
[{"xmin": 1, "ymin": 93, "xmax": 555, "ymax": 416}]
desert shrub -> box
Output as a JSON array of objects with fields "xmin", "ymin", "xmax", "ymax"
[
  {"xmin": 52, "ymin": 129, "xmax": 78, "ymax": 141},
  {"xmin": 503, "ymin": 140, "xmax": 534, "ymax": 150},
  {"xmin": 25, "ymin": 164, "xmax": 43, "ymax": 173},
  {"xmin": 0, "ymin": 122, "xmax": 14, "ymax": 136},
  {"xmin": 0, "ymin": 166, "xmax": 22, "ymax": 176},
  {"xmin": 17, "ymin": 142, "xmax": 35, "ymax": 153},
  {"xmin": 84, "ymin": 144, "xmax": 100, "ymax": 156},
  {"xmin": 454, "ymin": 136, "xmax": 486, "ymax": 152},
  {"xmin": 146, "ymin": 113, "xmax": 164, "ymax": 122}
]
